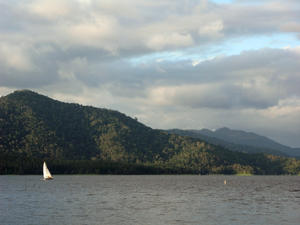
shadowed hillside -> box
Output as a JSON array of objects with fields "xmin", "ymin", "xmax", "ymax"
[{"xmin": 167, "ymin": 128, "xmax": 300, "ymax": 157}]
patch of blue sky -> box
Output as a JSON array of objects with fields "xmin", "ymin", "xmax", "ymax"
[
  {"xmin": 211, "ymin": 0, "xmax": 270, "ymax": 6},
  {"xmin": 129, "ymin": 51, "xmax": 185, "ymax": 66},
  {"xmin": 210, "ymin": 0, "xmax": 233, "ymax": 4},
  {"xmin": 129, "ymin": 33, "xmax": 300, "ymax": 66},
  {"xmin": 214, "ymin": 33, "xmax": 300, "ymax": 55}
]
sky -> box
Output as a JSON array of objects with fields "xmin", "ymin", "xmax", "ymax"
[{"xmin": 0, "ymin": 0, "xmax": 300, "ymax": 147}]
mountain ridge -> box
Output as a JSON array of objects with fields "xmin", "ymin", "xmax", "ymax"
[{"xmin": 167, "ymin": 128, "xmax": 300, "ymax": 157}]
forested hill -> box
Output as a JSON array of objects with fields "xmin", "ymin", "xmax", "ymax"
[
  {"xmin": 1, "ymin": 90, "xmax": 300, "ymax": 175},
  {"xmin": 194, "ymin": 128, "xmax": 300, "ymax": 157},
  {"xmin": 167, "ymin": 129, "xmax": 300, "ymax": 157}
]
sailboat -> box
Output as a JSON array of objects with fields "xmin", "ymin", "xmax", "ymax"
[{"xmin": 43, "ymin": 161, "xmax": 53, "ymax": 180}]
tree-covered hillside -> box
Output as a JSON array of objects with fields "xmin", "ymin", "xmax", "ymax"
[
  {"xmin": 195, "ymin": 127, "xmax": 300, "ymax": 157},
  {"xmin": 1, "ymin": 90, "xmax": 300, "ymax": 175},
  {"xmin": 166, "ymin": 129, "xmax": 293, "ymax": 157}
]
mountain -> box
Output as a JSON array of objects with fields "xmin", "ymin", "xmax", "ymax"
[
  {"xmin": 167, "ymin": 128, "xmax": 300, "ymax": 157},
  {"xmin": 1, "ymin": 90, "xmax": 300, "ymax": 175},
  {"xmin": 0, "ymin": 90, "xmax": 164, "ymax": 162}
]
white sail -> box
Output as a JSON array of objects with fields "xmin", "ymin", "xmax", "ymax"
[{"xmin": 43, "ymin": 162, "xmax": 53, "ymax": 180}]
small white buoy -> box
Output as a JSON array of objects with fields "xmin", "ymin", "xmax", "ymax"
[{"xmin": 224, "ymin": 179, "xmax": 227, "ymax": 185}]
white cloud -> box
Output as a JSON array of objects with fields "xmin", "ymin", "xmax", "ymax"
[
  {"xmin": 25, "ymin": 0, "xmax": 73, "ymax": 20},
  {"xmin": 0, "ymin": 87, "xmax": 16, "ymax": 97},
  {"xmin": 198, "ymin": 20, "xmax": 224, "ymax": 38},
  {"xmin": 146, "ymin": 33, "xmax": 194, "ymax": 50},
  {"xmin": 262, "ymin": 97, "xmax": 300, "ymax": 119},
  {"xmin": 1, "ymin": 0, "xmax": 300, "ymax": 146},
  {"xmin": 147, "ymin": 81, "xmax": 280, "ymax": 110},
  {"xmin": 65, "ymin": 14, "xmax": 120, "ymax": 51},
  {"xmin": 2, "ymin": 0, "xmax": 298, "ymax": 57},
  {"xmin": 0, "ymin": 44, "xmax": 34, "ymax": 71}
]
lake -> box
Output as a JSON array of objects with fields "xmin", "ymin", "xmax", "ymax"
[{"xmin": 0, "ymin": 175, "xmax": 300, "ymax": 225}]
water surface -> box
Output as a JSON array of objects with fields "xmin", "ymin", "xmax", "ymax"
[{"xmin": 1, "ymin": 175, "xmax": 299, "ymax": 225}]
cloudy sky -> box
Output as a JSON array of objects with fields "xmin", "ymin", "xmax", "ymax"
[{"xmin": 0, "ymin": 0, "xmax": 300, "ymax": 147}]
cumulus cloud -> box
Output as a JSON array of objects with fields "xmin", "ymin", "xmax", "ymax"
[
  {"xmin": 1, "ymin": 0, "xmax": 300, "ymax": 146},
  {"xmin": 26, "ymin": 0, "xmax": 73, "ymax": 20},
  {"xmin": 2, "ymin": 0, "xmax": 299, "ymax": 57},
  {"xmin": 146, "ymin": 33, "xmax": 194, "ymax": 50},
  {"xmin": 147, "ymin": 83, "xmax": 279, "ymax": 109},
  {"xmin": 0, "ymin": 44, "xmax": 33, "ymax": 71},
  {"xmin": 139, "ymin": 48, "xmax": 300, "ymax": 110}
]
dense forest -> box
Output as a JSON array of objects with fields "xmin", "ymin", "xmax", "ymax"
[
  {"xmin": 1, "ymin": 90, "xmax": 300, "ymax": 175},
  {"xmin": 167, "ymin": 128, "xmax": 300, "ymax": 157}
]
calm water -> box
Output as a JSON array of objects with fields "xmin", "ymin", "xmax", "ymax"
[{"xmin": 1, "ymin": 175, "xmax": 300, "ymax": 225}]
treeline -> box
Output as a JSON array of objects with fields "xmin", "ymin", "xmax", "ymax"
[
  {"xmin": 1, "ymin": 151, "xmax": 300, "ymax": 175},
  {"xmin": 0, "ymin": 152, "xmax": 189, "ymax": 175}
]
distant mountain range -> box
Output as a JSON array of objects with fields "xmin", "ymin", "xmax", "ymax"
[
  {"xmin": 1, "ymin": 90, "xmax": 300, "ymax": 175},
  {"xmin": 167, "ymin": 128, "xmax": 300, "ymax": 158}
]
